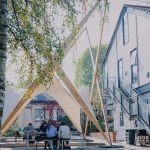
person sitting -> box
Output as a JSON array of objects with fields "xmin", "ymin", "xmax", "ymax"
[
  {"xmin": 37, "ymin": 121, "xmax": 48, "ymax": 140},
  {"xmin": 58, "ymin": 122, "xmax": 71, "ymax": 149},
  {"xmin": 23, "ymin": 123, "xmax": 34, "ymax": 142},
  {"xmin": 35, "ymin": 121, "xmax": 48, "ymax": 149},
  {"xmin": 46, "ymin": 121, "xmax": 58, "ymax": 149},
  {"xmin": 13, "ymin": 130, "xmax": 20, "ymax": 143}
]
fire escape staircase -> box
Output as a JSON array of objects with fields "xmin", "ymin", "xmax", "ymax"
[{"xmin": 99, "ymin": 77, "xmax": 150, "ymax": 136}]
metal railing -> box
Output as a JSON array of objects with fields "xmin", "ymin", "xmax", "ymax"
[
  {"xmin": 113, "ymin": 86, "xmax": 130, "ymax": 114},
  {"xmin": 112, "ymin": 77, "xmax": 149, "ymax": 127},
  {"xmin": 99, "ymin": 76, "xmax": 130, "ymax": 115},
  {"xmin": 99, "ymin": 76, "xmax": 150, "ymax": 129},
  {"xmin": 130, "ymin": 86, "xmax": 150, "ymax": 127}
]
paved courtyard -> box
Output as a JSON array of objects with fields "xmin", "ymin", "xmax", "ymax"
[
  {"xmin": 0, "ymin": 136, "xmax": 149, "ymax": 150},
  {"xmin": 0, "ymin": 148, "xmax": 148, "ymax": 150},
  {"xmin": 0, "ymin": 144, "xmax": 150, "ymax": 150}
]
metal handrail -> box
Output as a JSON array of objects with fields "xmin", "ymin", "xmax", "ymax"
[
  {"xmin": 107, "ymin": 86, "xmax": 130, "ymax": 115},
  {"xmin": 98, "ymin": 75, "xmax": 116, "ymax": 81},
  {"xmin": 131, "ymin": 85, "xmax": 150, "ymax": 104},
  {"xmin": 99, "ymin": 76, "xmax": 140, "ymax": 101},
  {"xmin": 130, "ymin": 85, "xmax": 150, "ymax": 126},
  {"xmin": 100, "ymin": 76, "xmax": 150, "ymax": 103},
  {"xmin": 114, "ymin": 87, "xmax": 138, "ymax": 101},
  {"xmin": 130, "ymin": 85, "xmax": 144, "ymax": 98},
  {"xmin": 99, "ymin": 76, "xmax": 116, "ymax": 81},
  {"xmin": 101, "ymin": 76, "xmax": 150, "ymax": 128},
  {"xmin": 98, "ymin": 76, "xmax": 116, "ymax": 90}
]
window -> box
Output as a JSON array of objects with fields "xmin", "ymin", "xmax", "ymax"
[
  {"xmin": 118, "ymin": 59, "xmax": 123, "ymax": 88},
  {"xmin": 35, "ymin": 109, "xmax": 45, "ymax": 121},
  {"xmin": 52, "ymin": 109, "xmax": 57, "ymax": 120},
  {"xmin": 104, "ymin": 62, "xmax": 108, "ymax": 88},
  {"xmin": 131, "ymin": 49, "xmax": 138, "ymax": 84},
  {"xmin": 107, "ymin": 110, "xmax": 112, "ymax": 116},
  {"xmin": 57, "ymin": 109, "xmax": 64, "ymax": 120},
  {"xmin": 0, "ymin": 101, "xmax": 4, "ymax": 117},
  {"xmin": 122, "ymin": 12, "xmax": 129, "ymax": 45},
  {"xmin": 120, "ymin": 112, "xmax": 124, "ymax": 126}
]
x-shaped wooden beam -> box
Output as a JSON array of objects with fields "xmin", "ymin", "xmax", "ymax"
[{"xmin": 1, "ymin": 1, "xmax": 111, "ymax": 145}]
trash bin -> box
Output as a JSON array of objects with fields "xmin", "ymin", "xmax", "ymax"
[{"xmin": 126, "ymin": 129, "xmax": 136, "ymax": 145}]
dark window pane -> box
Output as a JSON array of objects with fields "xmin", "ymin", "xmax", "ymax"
[
  {"xmin": 131, "ymin": 49, "xmax": 138, "ymax": 84},
  {"xmin": 120, "ymin": 112, "xmax": 124, "ymax": 126},
  {"xmin": 132, "ymin": 65, "xmax": 138, "ymax": 84},
  {"xmin": 122, "ymin": 13, "xmax": 129, "ymax": 44}
]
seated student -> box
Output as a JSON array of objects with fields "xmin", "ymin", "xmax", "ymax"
[
  {"xmin": 46, "ymin": 121, "xmax": 58, "ymax": 149},
  {"xmin": 40, "ymin": 121, "xmax": 48, "ymax": 133},
  {"xmin": 35, "ymin": 121, "xmax": 48, "ymax": 149},
  {"xmin": 13, "ymin": 130, "xmax": 20, "ymax": 143},
  {"xmin": 23, "ymin": 123, "xmax": 34, "ymax": 142},
  {"xmin": 58, "ymin": 122, "xmax": 71, "ymax": 149},
  {"xmin": 35, "ymin": 121, "xmax": 47, "ymax": 140}
]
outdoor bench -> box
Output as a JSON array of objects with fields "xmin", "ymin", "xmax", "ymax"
[{"xmin": 25, "ymin": 132, "xmax": 86, "ymax": 149}]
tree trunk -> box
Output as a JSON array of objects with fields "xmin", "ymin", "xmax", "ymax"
[{"xmin": 0, "ymin": 0, "xmax": 8, "ymax": 132}]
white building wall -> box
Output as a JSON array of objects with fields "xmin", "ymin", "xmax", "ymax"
[
  {"xmin": 107, "ymin": 39, "xmax": 118, "ymax": 79},
  {"xmin": 123, "ymin": 14, "xmax": 137, "ymax": 89},
  {"xmin": 113, "ymin": 103, "xmax": 125, "ymax": 141},
  {"xmin": 137, "ymin": 16, "xmax": 150, "ymax": 86},
  {"xmin": 117, "ymin": 13, "xmax": 137, "ymax": 90},
  {"xmin": 104, "ymin": 11, "xmax": 145, "ymax": 141},
  {"xmin": 114, "ymin": 102, "xmax": 135, "ymax": 141},
  {"xmin": 18, "ymin": 103, "xmax": 62, "ymax": 129}
]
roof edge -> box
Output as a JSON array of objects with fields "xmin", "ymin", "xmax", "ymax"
[
  {"xmin": 102, "ymin": 5, "xmax": 126, "ymax": 65},
  {"xmin": 102, "ymin": 3, "xmax": 150, "ymax": 65}
]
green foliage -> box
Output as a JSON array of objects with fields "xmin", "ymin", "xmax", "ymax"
[
  {"xmin": 98, "ymin": 119, "xmax": 105, "ymax": 131},
  {"xmin": 74, "ymin": 45, "xmax": 107, "ymax": 88},
  {"xmin": 7, "ymin": 0, "xmax": 87, "ymax": 86},
  {"xmin": 74, "ymin": 45, "xmax": 107, "ymax": 112},
  {"xmin": 58, "ymin": 116, "xmax": 76, "ymax": 131},
  {"xmin": 6, "ymin": 0, "xmax": 110, "ymax": 87},
  {"xmin": 3, "ymin": 119, "xmax": 18, "ymax": 137},
  {"xmin": 84, "ymin": 119, "xmax": 105, "ymax": 134}
]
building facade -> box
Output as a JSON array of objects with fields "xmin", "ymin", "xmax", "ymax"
[
  {"xmin": 102, "ymin": 4, "xmax": 150, "ymax": 140},
  {"xmin": 18, "ymin": 94, "xmax": 65, "ymax": 129}
]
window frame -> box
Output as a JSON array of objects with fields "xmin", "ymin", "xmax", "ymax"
[
  {"xmin": 57, "ymin": 108, "xmax": 64, "ymax": 120},
  {"xmin": 120, "ymin": 111, "xmax": 124, "ymax": 126},
  {"xmin": 130, "ymin": 49, "xmax": 138, "ymax": 84},
  {"xmin": 122, "ymin": 12, "xmax": 129, "ymax": 45},
  {"xmin": 35, "ymin": 108, "xmax": 45, "ymax": 122},
  {"xmin": 118, "ymin": 58, "xmax": 123, "ymax": 88}
]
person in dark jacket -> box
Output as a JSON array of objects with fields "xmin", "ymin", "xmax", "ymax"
[
  {"xmin": 35, "ymin": 121, "xmax": 48, "ymax": 149},
  {"xmin": 13, "ymin": 130, "xmax": 20, "ymax": 143},
  {"xmin": 40, "ymin": 121, "xmax": 48, "ymax": 149},
  {"xmin": 40, "ymin": 121, "xmax": 48, "ymax": 133}
]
